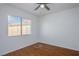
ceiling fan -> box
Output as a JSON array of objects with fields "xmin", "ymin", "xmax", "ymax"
[{"xmin": 34, "ymin": 3, "xmax": 50, "ymax": 11}]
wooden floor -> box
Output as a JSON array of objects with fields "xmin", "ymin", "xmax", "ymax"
[{"xmin": 4, "ymin": 42, "xmax": 79, "ymax": 56}]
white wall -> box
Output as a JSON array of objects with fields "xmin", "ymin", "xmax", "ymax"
[
  {"xmin": 0, "ymin": 5, "xmax": 38, "ymax": 55},
  {"xmin": 40, "ymin": 7, "xmax": 79, "ymax": 51}
]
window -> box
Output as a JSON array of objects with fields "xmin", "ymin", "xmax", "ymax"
[
  {"xmin": 22, "ymin": 18, "xmax": 31, "ymax": 35},
  {"xmin": 8, "ymin": 15, "xmax": 31, "ymax": 36}
]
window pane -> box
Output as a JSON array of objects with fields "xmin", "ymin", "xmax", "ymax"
[
  {"xmin": 8, "ymin": 16, "xmax": 21, "ymax": 36},
  {"xmin": 22, "ymin": 19, "xmax": 31, "ymax": 35}
]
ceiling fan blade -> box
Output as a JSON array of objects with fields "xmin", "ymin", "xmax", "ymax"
[
  {"xmin": 44, "ymin": 4, "xmax": 50, "ymax": 10},
  {"xmin": 34, "ymin": 4, "xmax": 40, "ymax": 10}
]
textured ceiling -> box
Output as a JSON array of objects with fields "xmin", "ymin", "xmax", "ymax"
[{"xmin": 5, "ymin": 3, "xmax": 79, "ymax": 17}]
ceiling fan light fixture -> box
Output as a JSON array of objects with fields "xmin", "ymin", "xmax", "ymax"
[
  {"xmin": 34, "ymin": 3, "xmax": 50, "ymax": 10},
  {"xmin": 40, "ymin": 4, "xmax": 44, "ymax": 8}
]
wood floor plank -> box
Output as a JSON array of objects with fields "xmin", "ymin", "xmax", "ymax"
[{"xmin": 4, "ymin": 42, "xmax": 79, "ymax": 56}]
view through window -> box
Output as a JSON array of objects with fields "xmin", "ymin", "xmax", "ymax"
[{"xmin": 8, "ymin": 16, "xmax": 31, "ymax": 36}]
